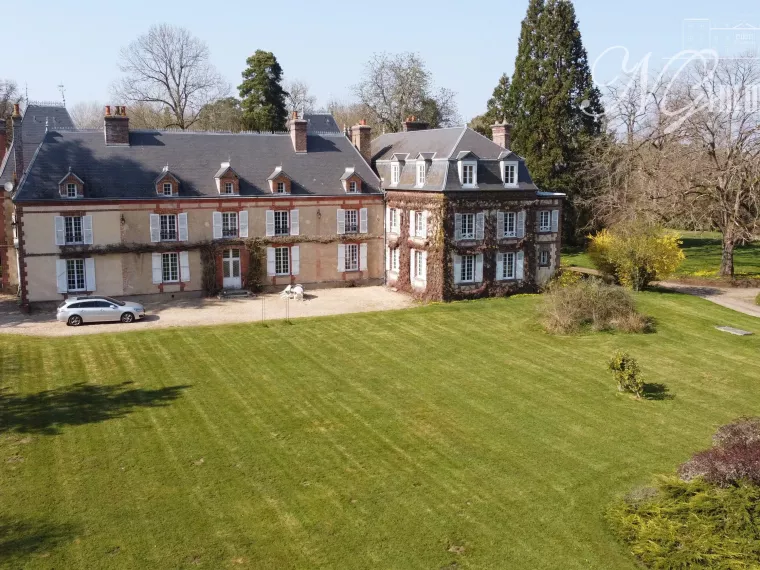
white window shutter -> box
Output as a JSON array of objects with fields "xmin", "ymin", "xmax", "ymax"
[
  {"xmin": 517, "ymin": 210, "xmax": 526, "ymax": 238},
  {"xmin": 82, "ymin": 215, "xmax": 93, "ymax": 245},
  {"xmin": 496, "ymin": 211, "xmax": 505, "ymax": 239},
  {"xmin": 385, "ymin": 246, "xmax": 390, "ymax": 271},
  {"xmin": 475, "ymin": 254, "xmax": 484, "ymax": 282},
  {"xmin": 179, "ymin": 251, "xmax": 190, "ymax": 282},
  {"xmin": 359, "ymin": 208, "xmax": 368, "ymax": 234},
  {"xmin": 290, "ymin": 209, "xmax": 300, "ymax": 236},
  {"xmin": 152, "ymin": 253, "xmax": 163, "ymax": 284},
  {"xmin": 476, "ymin": 212, "xmax": 485, "ymax": 240},
  {"xmin": 54, "ymin": 216, "xmax": 65, "ymax": 245},
  {"xmin": 516, "ymin": 251, "xmax": 525, "ymax": 280},
  {"xmin": 265, "ymin": 210, "xmax": 275, "ymax": 237},
  {"xmin": 84, "ymin": 258, "xmax": 96, "ymax": 291},
  {"xmin": 212, "ymin": 212, "xmax": 223, "ymax": 239},
  {"xmin": 291, "ymin": 246, "xmax": 300, "ymax": 275},
  {"xmin": 551, "ymin": 209, "xmax": 559, "ymax": 233},
  {"xmin": 496, "ymin": 253, "xmax": 504, "ymax": 281},
  {"xmin": 385, "ymin": 207, "xmax": 391, "ymax": 232},
  {"xmin": 238, "ymin": 210, "xmax": 249, "ymax": 238},
  {"xmin": 56, "ymin": 259, "xmax": 68, "ymax": 293},
  {"xmin": 410, "ymin": 249, "xmax": 416, "ymax": 279},
  {"xmin": 421, "ymin": 251, "xmax": 427, "ymax": 281},
  {"xmin": 337, "ymin": 244, "xmax": 346, "ymax": 272},
  {"xmin": 455, "ymin": 213, "xmax": 462, "ymax": 241},
  {"xmin": 336, "ymin": 209, "xmax": 345, "ymax": 235},
  {"xmin": 422, "ymin": 211, "xmax": 428, "ymax": 238},
  {"xmin": 409, "ymin": 211, "xmax": 416, "ymax": 238},
  {"xmin": 178, "ymin": 213, "xmax": 188, "ymax": 241},
  {"xmin": 453, "ymin": 254, "xmax": 462, "ymax": 284},
  {"xmin": 360, "ymin": 243, "xmax": 368, "ymax": 271},
  {"xmin": 266, "ymin": 247, "xmax": 276, "ymax": 276},
  {"xmin": 149, "ymin": 214, "xmax": 160, "ymax": 243}
]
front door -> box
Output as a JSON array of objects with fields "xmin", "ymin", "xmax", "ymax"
[{"xmin": 222, "ymin": 249, "xmax": 242, "ymax": 289}]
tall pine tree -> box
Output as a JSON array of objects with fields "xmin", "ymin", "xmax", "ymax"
[
  {"xmin": 238, "ymin": 50, "xmax": 288, "ymax": 132},
  {"xmin": 507, "ymin": 0, "xmax": 602, "ymax": 232},
  {"xmin": 469, "ymin": 74, "xmax": 512, "ymax": 136}
]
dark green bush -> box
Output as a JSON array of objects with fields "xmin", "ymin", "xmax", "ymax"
[{"xmin": 608, "ymin": 478, "xmax": 760, "ymax": 569}]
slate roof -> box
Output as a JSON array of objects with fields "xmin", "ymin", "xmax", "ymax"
[
  {"xmin": 0, "ymin": 103, "xmax": 74, "ymax": 187},
  {"xmin": 15, "ymin": 129, "xmax": 381, "ymax": 202},
  {"xmin": 304, "ymin": 113, "xmax": 341, "ymax": 134},
  {"xmin": 371, "ymin": 126, "xmax": 540, "ymax": 193}
]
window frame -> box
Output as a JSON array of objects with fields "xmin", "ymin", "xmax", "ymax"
[
  {"xmin": 66, "ymin": 258, "xmax": 86, "ymax": 292},
  {"xmin": 388, "ymin": 208, "xmax": 400, "ymax": 234},
  {"xmin": 390, "ymin": 247, "xmax": 400, "ymax": 272},
  {"xmin": 502, "ymin": 252, "xmax": 516, "ymax": 280},
  {"xmin": 162, "ymin": 252, "xmax": 180, "ymax": 283},
  {"xmin": 460, "ymin": 213, "xmax": 476, "ymax": 240},
  {"xmin": 162, "ymin": 182, "xmax": 173, "ymax": 196},
  {"xmin": 274, "ymin": 246, "xmax": 290, "ymax": 276},
  {"xmin": 459, "ymin": 254, "xmax": 475, "ymax": 283},
  {"xmin": 459, "ymin": 160, "xmax": 477, "ymax": 187},
  {"xmin": 159, "ymin": 214, "xmax": 178, "ymax": 242},
  {"xmin": 390, "ymin": 162, "xmax": 400, "ymax": 186},
  {"xmin": 539, "ymin": 248, "xmax": 551, "ymax": 267},
  {"xmin": 64, "ymin": 216, "xmax": 84, "ymax": 245},
  {"xmin": 538, "ymin": 210, "xmax": 552, "ymax": 233},
  {"xmin": 66, "ymin": 183, "xmax": 78, "ymax": 198},
  {"xmin": 415, "ymin": 212, "xmax": 425, "ymax": 237},
  {"xmin": 348, "ymin": 181, "xmax": 358, "ymax": 193},
  {"xmin": 223, "ymin": 181, "xmax": 234, "ymax": 195},
  {"xmin": 274, "ymin": 210, "xmax": 289, "ymax": 236},
  {"xmin": 345, "ymin": 243, "xmax": 360, "ymax": 272},
  {"xmin": 344, "ymin": 209, "xmax": 359, "ymax": 234},
  {"xmin": 221, "ymin": 212, "xmax": 238, "ymax": 238},
  {"xmin": 276, "ymin": 181, "xmax": 286, "ymax": 194},
  {"xmin": 414, "ymin": 250, "xmax": 424, "ymax": 279},
  {"xmin": 416, "ymin": 161, "xmax": 426, "ymax": 187},
  {"xmin": 502, "ymin": 161, "xmax": 518, "ymax": 187},
  {"xmin": 503, "ymin": 211, "xmax": 517, "ymax": 238}
]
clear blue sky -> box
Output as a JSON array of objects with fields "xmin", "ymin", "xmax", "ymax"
[{"xmin": 6, "ymin": 0, "xmax": 759, "ymax": 121}]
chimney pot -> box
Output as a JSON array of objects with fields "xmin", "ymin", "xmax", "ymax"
[
  {"xmin": 351, "ymin": 122, "xmax": 372, "ymax": 164},
  {"xmin": 105, "ymin": 105, "xmax": 111, "ymax": 116},
  {"xmin": 491, "ymin": 121, "xmax": 512, "ymax": 149},
  {"xmin": 289, "ymin": 114, "xmax": 307, "ymax": 153},
  {"xmin": 12, "ymin": 104, "xmax": 20, "ymax": 117},
  {"xmin": 402, "ymin": 117, "xmax": 429, "ymax": 132},
  {"xmin": 104, "ymin": 105, "xmax": 130, "ymax": 145}
]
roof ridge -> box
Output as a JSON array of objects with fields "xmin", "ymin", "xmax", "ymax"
[{"xmin": 447, "ymin": 126, "xmax": 468, "ymax": 159}]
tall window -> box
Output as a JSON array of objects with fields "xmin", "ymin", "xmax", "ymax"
[
  {"xmin": 391, "ymin": 163, "xmax": 400, "ymax": 185},
  {"xmin": 345, "ymin": 209, "xmax": 358, "ymax": 234},
  {"xmin": 390, "ymin": 247, "xmax": 399, "ymax": 271},
  {"xmin": 223, "ymin": 181, "xmax": 234, "ymax": 194},
  {"xmin": 64, "ymin": 216, "xmax": 83, "ymax": 244},
  {"xmin": 221, "ymin": 213, "xmax": 238, "ymax": 238},
  {"xmin": 539, "ymin": 210, "xmax": 551, "ymax": 232},
  {"xmin": 66, "ymin": 183, "xmax": 77, "ymax": 198},
  {"xmin": 416, "ymin": 162, "xmax": 426, "ymax": 186},
  {"xmin": 66, "ymin": 259, "xmax": 86, "ymax": 291},
  {"xmin": 162, "ymin": 182, "xmax": 173, "ymax": 196},
  {"xmin": 504, "ymin": 163, "xmax": 517, "ymax": 186},
  {"xmin": 274, "ymin": 211, "xmax": 289, "ymax": 236},
  {"xmin": 415, "ymin": 212, "xmax": 425, "ymax": 237},
  {"xmin": 460, "ymin": 213, "xmax": 475, "ymax": 240},
  {"xmin": 348, "ymin": 181, "xmax": 358, "ymax": 193},
  {"xmin": 160, "ymin": 214, "xmax": 177, "ymax": 241},
  {"xmin": 345, "ymin": 243, "xmax": 359, "ymax": 271},
  {"xmin": 462, "ymin": 163, "xmax": 475, "ymax": 185},
  {"xmin": 275, "ymin": 247, "xmax": 290, "ymax": 275},
  {"xmin": 501, "ymin": 252, "xmax": 516, "ymax": 280},
  {"xmin": 503, "ymin": 212, "xmax": 516, "ymax": 238},
  {"xmin": 162, "ymin": 252, "xmax": 179, "ymax": 282},
  {"xmin": 276, "ymin": 182, "xmax": 285, "ymax": 194},
  {"xmin": 388, "ymin": 208, "xmax": 400, "ymax": 233},
  {"xmin": 460, "ymin": 254, "xmax": 475, "ymax": 283},
  {"xmin": 414, "ymin": 250, "xmax": 425, "ymax": 279},
  {"xmin": 539, "ymin": 249, "xmax": 550, "ymax": 266}
]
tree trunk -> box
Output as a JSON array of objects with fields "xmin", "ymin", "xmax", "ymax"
[{"xmin": 719, "ymin": 235, "xmax": 735, "ymax": 278}]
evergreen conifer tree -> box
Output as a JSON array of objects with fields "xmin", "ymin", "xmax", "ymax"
[{"xmin": 238, "ymin": 50, "xmax": 288, "ymax": 132}]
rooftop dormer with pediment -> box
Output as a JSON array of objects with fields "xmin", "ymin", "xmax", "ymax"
[
  {"xmin": 267, "ymin": 166, "xmax": 292, "ymax": 194},
  {"xmin": 58, "ymin": 168, "xmax": 84, "ymax": 199},
  {"xmin": 215, "ymin": 161, "xmax": 240, "ymax": 195},
  {"xmin": 155, "ymin": 165, "xmax": 180, "ymax": 197}
]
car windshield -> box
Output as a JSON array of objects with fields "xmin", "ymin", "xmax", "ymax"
[{"xmin": 101, "ymin": 297, "xmax": 126, "ymax": 306}]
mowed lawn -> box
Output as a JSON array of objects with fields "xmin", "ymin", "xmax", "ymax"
[
  {"xmin": 563, "ymin": 231, "xmax": 760, "ymax": 278},
  {"xmin": 2, "ymin": 294, "xmax": 760, "ymax": 569}
]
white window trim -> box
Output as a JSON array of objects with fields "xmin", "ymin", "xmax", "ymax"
[
  {"xmin": 276, "ymin": 181, "xmax": 286, "ymax": 194},
  {"xmin": 274, "ymin": 210, "xmax": 289, "ymax": 236},
  {"xmin": 539, "ymin": 210, "xmax": 552, "ymax": 233},
  {"xmin": 162, "ymin": 252, "xmax": 180, "ymax": 283},
  {"xmin": 390, "ymin": 247, "xmax": 400, "ymax": 273},
  {"xmin": 66, "ymin": 258, "xmax": 87, "ymax": 291},
  {"xmin": 502, "ymin": 161, "xmax": 519, "ymax": 187},
  {"xmin": 162, "ymin": 182, "xmax": 173, "ymax": 196},
  {"xmin": 460, "ymin": 254, "xmax": 476, "ymax": 283},
  {"xmin": 223, "ymin": 181, "xmax": 234, "ymax": 194},
  {"xmin": 274, "ymin": 246, "xmax": 290, "ymax": 276},
  {"xmin": 416, "ymin": 161, "xmax": 426, "ymax": 187},
  {"xmin": 390, "ymin": 162, "xmax": 400, "ymax": 186},
  {"xmin": 458, "ymin": 160, "xmax": 477, "ymax": 188},
  {"xmin": 503, "ymin": 211, "xmax": 517, "ymax": 238},
  {"xmin": 159, "ymin": 214, "xmax": 178, "ymax": 242},
  {"xmin": 461, "ymin": 213, "xmax": 476, "ymax": 240},
  {"xmin": 66, "ymin": 183, "xmax": 78, "ymax": 198},
  {"xmin": 388, "ymin": 208, "xmax": 400, "ymax": 234},
  {"xmin": 222, "ymin": 212, "xmax": 238, "ymax": 238},
  {"xmin": 348, "ymin": 181, "xmax": 358, "ymax": 193},
  {"xmin": 344, "ymin": 243, "xmax": 360, "ymax": 272},
  {"xmin": 498, "ymin": 252, "xmax": 517, "ymax": 281}
]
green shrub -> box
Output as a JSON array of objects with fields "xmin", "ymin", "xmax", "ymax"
[
  {"xmin": 541, "ymin": 279, "xmax": 649, "ymax": 334},
  {"xmin": 608, "ymin": 351, "xmax": 644, "ymax": 398},
  {"xmin": 608, "ymin": 478, "xmax": 760, "ymax": 569},
  {"xmin": 755, "ymin": 292, "xmax": 760, "ymax": 306},
  {"xmin": 588, "ymin": 223, "xmax": 685, "ymax": 290}
]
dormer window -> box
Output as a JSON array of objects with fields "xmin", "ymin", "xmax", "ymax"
[
  {"xmin": 224, "ymin": 182, "xmax": 234, "ymax": 194},
  {"xmin": 66, "ymin": 183, "xmax": 77, "ymax": 198},
  {"xmin": 502, "ymin": 161, "xmax": 518, "ymax": 187},
  {"xmin": 416, "ymin": 162, "xmax": 426, "ymax": 187},
  {"xmin": 267, "ymin": 167, "xmax": 292, "ymax": 194},
  {"xmin": 58, "ymin": 170, "xmax": 85, "ymax": 199},
  {"xmin": 340, "ymin": 167, "xmax": 364, "ymax": 193},
  {"xmin": 348, "ymin": 181, "xmax": 357, "ymax": 193},
  {"xmin": 162, "ymin": 183, "xmax": 173, "ymax": 196},
  {"xmin": 276, "ymin": 182, "xmax": 285, "ymax": 194},
  {"xmin": 391, "ymin": 163, "xmax": 400, "ymax": 186},
  {"xmin": 215, "ymin": 161, "xmax": 240, "ymax": 195}
]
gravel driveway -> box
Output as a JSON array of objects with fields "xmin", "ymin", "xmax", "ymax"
[
  {"xmin": 658, "ymin": 281, "xmax": 760, "ymax": 318},
  {"xmin": 0, "ymin": 287, "xmax": 416, "ymax": 337}
]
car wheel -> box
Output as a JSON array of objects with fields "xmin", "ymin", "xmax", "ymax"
[
  {"xmin": 67, "ymin": 315, "xmax": 83, "ymax": 327},
  {"xmin": 121, "ymin": 312, "xmax": 135, "ymax": 323}
]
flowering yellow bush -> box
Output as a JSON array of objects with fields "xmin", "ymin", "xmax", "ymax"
[{"xmin": 588, "ymin": 225, "xmax": 685, "ymax": 290}]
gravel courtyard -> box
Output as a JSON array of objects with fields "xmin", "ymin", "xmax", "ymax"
[{"xmin": 0, "ymin": 286, "xmax": 416, "ymax": 337}]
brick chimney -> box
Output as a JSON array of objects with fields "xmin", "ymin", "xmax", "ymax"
[
  {"xmin": 0, "ymin": 118, "xmax": 6, "ymax": 166},
  {"xmin": 104, "ymin": 105, "xmax": 130, "ymax": 146},
  {"xmin": 351, "ymin": 120, "xmax": 372, "ymax": 164},
  {"xmin": 402, "ymin": 116, "xmax": 429, "ymax": 132},
  {"xmin": 491, "ymin": 121, "xmax": 512, "ymax": 150},
  {"xmin": 289, "ymin": 111, "xmax": 307, "ymax": 153},
  {"xmin": 11, "ymin": 104, "xmax": 23, "ymax": 179}
]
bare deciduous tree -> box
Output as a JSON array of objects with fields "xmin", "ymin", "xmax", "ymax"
[
  {"xmin": 70, "ymin": 101, "xmax": 104, "ymax": 129},
  {"xmin": 285, "ymin": 80, "xmax": 317, "ymax": 115},
  {"xmin": 0, "ymin": 79, "xmax": 22, "ymax": 119},
  {"xmin": 353, "ymin": 52, "xmax": 460, "ymax": 132},
  {"xmin": 113, "ymin": 24, "xmax": 228, "ymax": 130}
]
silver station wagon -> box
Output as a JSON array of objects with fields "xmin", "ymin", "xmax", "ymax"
[{"xmin": 57, "ymin": 296, "xmax": 146, "ymax": 326}]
